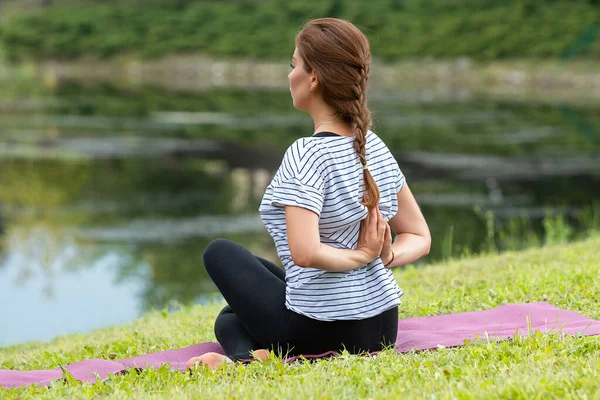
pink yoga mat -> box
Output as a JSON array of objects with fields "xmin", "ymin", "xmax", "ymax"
[{"xmin": 1, "ymin": 302, "xmax": 598, "ymax": 389}]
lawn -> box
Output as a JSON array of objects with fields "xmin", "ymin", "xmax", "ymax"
[{"xmin": 1, "ymin": 237, "xmax": 599, "ymax": 399}]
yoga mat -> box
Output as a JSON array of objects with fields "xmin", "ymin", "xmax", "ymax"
[{"xmin": 1, "ymin": 302, "xmax": 598, "ymax": 389}]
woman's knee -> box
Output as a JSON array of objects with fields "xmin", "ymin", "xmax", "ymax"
[
  {"xmin": 214, "ymin": 312, "xmax": 231, "ymax": 343},
  {"xmin": 203, "ymin": 238, "xmax": 237, "ymax": 275}
]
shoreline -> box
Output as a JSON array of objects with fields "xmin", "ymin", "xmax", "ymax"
[{"xmin": 2, "ymin": 56, "xmax": 600, "ymax": 105}]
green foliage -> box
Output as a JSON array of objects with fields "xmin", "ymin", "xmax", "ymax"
[
  {"xmin": 0, "ymin": 237, "xmax": 599, "ymax": 398},
  {"xmin": 543, "ymin": 213, "xmax": 574, "ymax": 245},
  {"xmin": 0, "ymin": 63, "xmax": 48, "ymax": 96},
  {"xmin": 1, "ymin": 0, "xmax": 599, "ymax": 62}
]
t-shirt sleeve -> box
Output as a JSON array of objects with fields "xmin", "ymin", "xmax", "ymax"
[
  {"xmin": 393, "ymin": 157, "xmax": 406, "ymax": 193},
  {"xmin": 270, "ymin": 140, "xmax": 325, "ymax": 216}
]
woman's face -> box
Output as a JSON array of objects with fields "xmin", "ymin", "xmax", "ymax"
[{"xmin": 288, "ymin": 48, "xmax": 313, "ymax": 111}]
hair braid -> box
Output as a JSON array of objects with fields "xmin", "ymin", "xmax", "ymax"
[{"xmin": 352, "ymin": 64, "xmax": 379, "ymax": 209}]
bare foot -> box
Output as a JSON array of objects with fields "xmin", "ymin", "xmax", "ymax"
[
  {"xmin": 251, "ymin": 349, "xmax": 269, "ymax": 362},
  {"xmin": 186, "ymin": 349, "xmax": 270, "ymax": 370},
  {"xmin": 186, "ymin": 352, "xmax": 233, "ymax": 370}
]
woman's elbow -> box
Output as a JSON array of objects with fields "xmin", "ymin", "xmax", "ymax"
[
  {"xmin": 422, "ymin": 231, "xmax": 432, "ymax": 256},
  {"xmin": 423, "ymin": 242, "xmax": 431, "ymax": 257},
  {"xmin": 291, "ymin": 251, "xmax": 312, "ymax": 268}
]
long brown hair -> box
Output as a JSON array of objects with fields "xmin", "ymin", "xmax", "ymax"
[{"xmin": 295, "ymin": 18, "xmax": 379, "ymax": 209}]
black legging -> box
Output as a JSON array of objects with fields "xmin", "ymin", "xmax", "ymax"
[{"xmin": 203, "ymin": 238, "xmax": 398, "ymax": 361}]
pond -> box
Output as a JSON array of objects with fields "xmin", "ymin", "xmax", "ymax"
[{"xmin": 0, "ymin": 82, "xmax": 599, "ymax": 347}]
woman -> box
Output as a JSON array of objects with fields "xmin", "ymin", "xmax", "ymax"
[{"xmin": 187, "ymin": 18, "xmax": 430, "ymax": 369}]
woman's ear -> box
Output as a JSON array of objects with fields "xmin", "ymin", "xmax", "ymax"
[{"xmin": 310, "ymin": 70, "xmax": 319, "ymax": 91}]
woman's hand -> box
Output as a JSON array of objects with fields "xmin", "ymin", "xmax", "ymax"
[
  {"xmin": 356, "ymin": 200, "xmax": 387, "ymax": 264},
  {"xmin": 380, "ymin": 223, "xmax": 393, "ymax": 267}
]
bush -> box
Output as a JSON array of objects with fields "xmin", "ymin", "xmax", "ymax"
[{"xmin": 0, "ymin": 0, "xmax": 599, "ymax": 62}]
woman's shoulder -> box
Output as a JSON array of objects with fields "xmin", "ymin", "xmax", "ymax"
[
  {"xmin": 366, "ymin": 129, "xmax": 384, "ymax": 144},
  {"xmin": 367, "ymin": 130, "xmax": 394, "ymax": 151},
  {"xmin": 284, "ymin": 136, "xmax": 328, "ymax": 160},
  {"xmin": 284, "ymin": 130, "xmax": 388, "ymax": 161}
]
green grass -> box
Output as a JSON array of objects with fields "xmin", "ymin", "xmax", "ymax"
[{"xmin": 1, "ymin": 237, "xmax": 599, "ymax": 399}]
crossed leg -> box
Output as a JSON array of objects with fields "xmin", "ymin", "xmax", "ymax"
[{"xmin": 187, "ymin": 240, "xmax": 287, "ymax": 369}]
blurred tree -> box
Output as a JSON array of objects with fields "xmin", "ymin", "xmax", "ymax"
[{"xmin": 2, "ymin": 0, "xmax": 599, "ymax": 62}]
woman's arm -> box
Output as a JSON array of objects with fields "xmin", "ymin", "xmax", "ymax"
[
  {"xmin": 383, "ymin": 183, "xmax": 431, "ymax": 268},
  {"xmin": 285, "ymin": 204, "xmax": 386, "ymax": 272}
]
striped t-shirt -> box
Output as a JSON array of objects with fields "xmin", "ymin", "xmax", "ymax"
[{"xmin": 259, "ymin": 130, "xmax": 406, "ymax": 321}]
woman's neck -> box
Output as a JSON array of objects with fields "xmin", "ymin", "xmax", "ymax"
[
  {"xmin": 308, "ymin": 99, "xmax": 356, "ymax": 137},
  {"xmin": 313, "ymin": 122, "xmax": 356, "ymax": 137}
]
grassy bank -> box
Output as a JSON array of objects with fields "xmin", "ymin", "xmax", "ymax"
[{"xmin": 1, "ymin": 237, "xmax": 599, "ymax": 399}]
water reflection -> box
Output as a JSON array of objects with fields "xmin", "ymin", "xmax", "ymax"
[
  {"xmin": 0, "ymin": 82, "xmax": 598, "ymax": 346},
  {"xmin": 0, "ymin": 227, "xmax": 146, "ymax": 347}
]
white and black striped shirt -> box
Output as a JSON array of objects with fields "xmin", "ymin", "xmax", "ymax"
[{"xmin": 259, "ymin": 130, "xmax": 405, "ymax": 321}]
